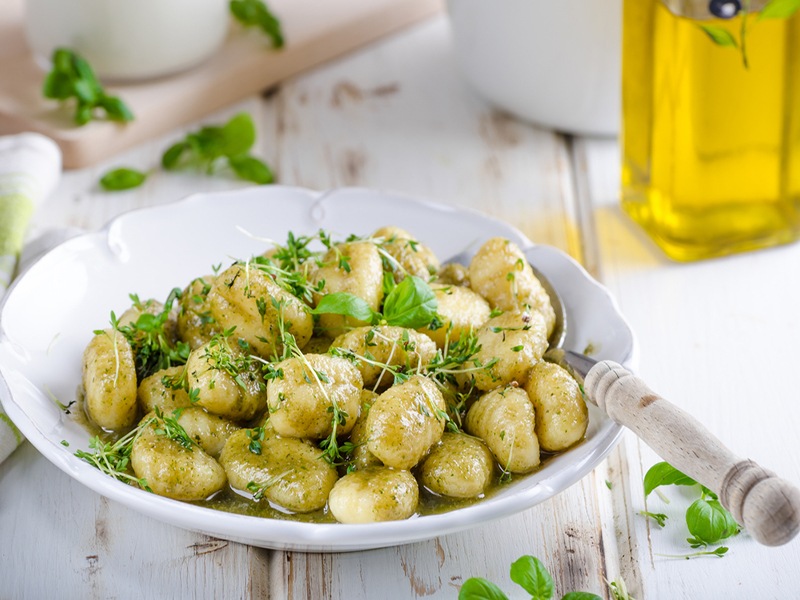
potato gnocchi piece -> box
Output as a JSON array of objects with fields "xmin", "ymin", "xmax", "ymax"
[
  {"xmin": 366, "ymin": 375, "xmax": 447, "ymax": 469},
  {"xmin": 458, "ymin": 310, "xmax": 548, "ymax": 391},
  {"xmin": 331, "ymin": 326, "xmax": 437, "ymax": 389},
  {"xmin": 348, "ymin": 390, "xmax": 382, "ymax": 470},
  {"xmin": 267, "ymin": 354, "xmax": 363, "ymax": 439},
  {"xmin": 131, "ymin": 413, "xmax": 227, "ymax": 501},
  {"xmin": 328, "ymin": 466, "xmax": 418, "ymax": 523},
  {"xmin": 312, "ymin": 242, "xmax": 384, "ymax": 338},
  {"xmin": 177, "ymin": 275, "xmax": 220, "ymax": 350},
  {"xmin": 468, "ymin": 237, "xmax": 556, "ymax": 337},
  {"xmin": 465, "ymin": 385, "xmax": 540, "ymax": 474},
  {"xmin": 524, "ymin": 361, "xmax": 588, "ymax": 452},
  {"xmin": 437, "ymin": 262, "xmax": 470, "ymax": 287},
  {"xmin": 209, "ymin": 263, "xmax": 313, "ymax": 358},
  {"xmin": 372, "ymin": 226, "xmax": 439, "ymax": 281},
  {"xmin": 137, "ymin": 366, "xmax": 193, "ymax": 414},
  {"xmin": 174, "ymin": 406, "xmax": 239, "ymax": 459},
  {"xmin": 420, "ymin": 432, "xmax": 494, "ymax": 498},
  {"xmin": 219, "ymin": 428, "xmax": 338, "ymax": 513},
  {"xmin": 422, "ymin": 284, "xmax": 491, "ymax": 349},
  {"xmin": 301, "ymin": 335, "xmax": 332, "ymax": 355},
  {"xmin": 186, "ymin": 337, "xmax": 267, "ymax": 422},
  {"xmin": 83, "ymin": 329, "xmax": 139, "ymax": 431}
]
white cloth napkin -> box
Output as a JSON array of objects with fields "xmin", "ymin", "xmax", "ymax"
[{"xmin": 0, "ymin": 133, "xmax": 62, "ymax": 465}]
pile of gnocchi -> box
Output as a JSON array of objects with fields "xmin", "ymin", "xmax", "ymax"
[{"xmin": 79, "ymin": 227, "xmax": 588, "ymax": 524}]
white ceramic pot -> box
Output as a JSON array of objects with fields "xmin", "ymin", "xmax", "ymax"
[
  {"xmin": 24, "ymin": 0, "xmax": 230, "ymax": 81},
  {"xmin": 447, "ymin": 0, "xmax": 621, "ymax": 137}
]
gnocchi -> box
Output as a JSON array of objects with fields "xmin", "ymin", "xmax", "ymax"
[
  {"xmin": 266, "ymin": 353, "xmax": 363, "ymax": 439},
  {"xmin": 74, "ymin": 228, "xmax": 589, "ymax": 524}
]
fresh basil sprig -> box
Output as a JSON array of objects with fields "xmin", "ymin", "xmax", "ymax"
[
  {"xmin": 311, "ymin": 275, "xmax": 439, "ymax": 329},
  {"xmin": 230, "ymin": 0, "xmax": 284, "ymax": 48},
  {"xmin": 643, "ymin": 461, "xmax": 741, "ymax": 556},
  {"xmin": 43, "ymin": 48, "xmax": 134, "ymax": 126},
  {"xmin": 98, "ymin": 113, "xmax": 275, "ymax": 191},
  {"xmin": 162, "ymin": 113, "xmax": 274, "ymax": 184},
  {"xmin": 643, "ymin": 461, "xmax": 697, "ymax": 495},
  {"xmin": 459, "ymin": 555, "xmax": 602, "ymax": 600}
]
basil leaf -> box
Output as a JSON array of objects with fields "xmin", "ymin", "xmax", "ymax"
[
  {"xmin": 191, "ymin": 127, "xmax": 227, "ymax": 160},
  {"xmin": 42, "ymin": 48, "xmax": 134, "ymax": 126},
  {"xmin": 52, "ymin": 48, "xmax": 73, "ymax": 72},
  {"xmin": 759, "ymin": 0, "xmax": 800, "ymax": 19},
  {"xmin": 643, "ymin": 462, "xmax": 696, "ymax": 496},
  {"xmin": 99, "ymin": 168, "xmax": 147, "ymax": 191},
  {"xmin": 162, "ymin": 142, "xmax": 190, "ymax": 170},
  {"xmin": 311, "ymin": 292, "xmax": 377, "ymax": 323},
  {"xmin": 75, "ymin": 103, "xmax": 93, "ymax": 126},
  {"xmin": 381, "ymin": 271, "xmax": 396, "ymax": 298},
  {"xmin": 382, "ymin": 276, "xmax": 438, "ymax": 329},
  {"xmin": 221, "ymin": 113, "xmax": 257, "ymax": 157},
  {"xmin": 230, "ymin": 0, "xmax": 285, "ymax": 48},
  {"xmin": 509, "ymin": 555, "xmax": 554, "ymax": 600},
  {"xmin": 229, "ymin": 155, "xmax": 274, "ymax": 184},
  {"xmin": 561, "ymin": 594, "xmax": 602, "ymax": 600},
  {"xmin": 42, "ymin": 71, "xmax": 73, "ymax": 100},
  {"xmin": 100, "ymin": 96, "xmax": 135, "ymax": 122},
  {"xmin": 698, "ymin": 25, "xmax": 738, "ymax": 47},
  {"xmin": 686, "ymin": 498, "xmax": 740, "ymax": 545},
  {"xmin": 458, "ymin": 577, "xmax": 509, "ymax": 600}
]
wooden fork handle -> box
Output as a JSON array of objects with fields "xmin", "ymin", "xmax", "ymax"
[{"xmin": 584, "ymin": 360, "xmax": 800, "ymax": 547}]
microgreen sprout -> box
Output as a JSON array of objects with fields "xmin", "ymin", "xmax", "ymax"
[{"xmin": 74, "ymin": 418, "xmax": 156, "ymax": 491}]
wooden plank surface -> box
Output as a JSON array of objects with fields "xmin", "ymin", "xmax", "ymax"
[
  {"xmin": 0, "ymin": 0, "xmax": 442, "ymax": 169},
  {"xmin": 3, "ymin": 13, "xmax": 799, "ymax": 600},
  {"xmin": 577, "ymin": 138, "xmax": 800, "ymax": 598}
]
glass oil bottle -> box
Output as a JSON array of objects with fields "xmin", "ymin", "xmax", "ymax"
[{"xmin": 621, "ymin": 0, "xmax": 800, "ymax": 261}]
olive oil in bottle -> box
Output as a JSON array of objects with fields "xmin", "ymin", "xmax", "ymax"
[{"xmin": 621, "ymin": 0, "xmax": 800, "ymax": 261}]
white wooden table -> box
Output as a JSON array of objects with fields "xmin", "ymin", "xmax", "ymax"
[{"xmin": 2, "ymin": 16, "xmax": 800, "ymax": 599}]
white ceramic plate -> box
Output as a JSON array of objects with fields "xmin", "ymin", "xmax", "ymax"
[{"xmin": 0, "ymin": 186, "xmax": 635, "ymax": 552}]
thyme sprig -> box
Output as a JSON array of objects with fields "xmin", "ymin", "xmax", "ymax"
[
  {"xmin": 153, "ymin": 407, "xmax": 195, "ymax": 451},
  {"xmin": 246, "ymin": 469, "xmax": 294, "ymax": 501},
  {"xmin": 109, "ymin": 289, "xmax": 190, "ymax": 381},
  {"xmin": 271, "ymin": 299, "xmax": 350, "ymax": 464},
  {"xmin": 202, "ymin": 327, "xmax": 260, "ymax": 390},
  {"xmin": 73, "ymin": 419, "xmax": 155, "ymax": 490}
]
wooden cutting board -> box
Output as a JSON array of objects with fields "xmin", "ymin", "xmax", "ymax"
[{"xmin": 0, "ymin": 0, "xmax": 442, "ymax": 169}]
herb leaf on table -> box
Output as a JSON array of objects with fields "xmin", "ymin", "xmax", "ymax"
[
  {"xmin": 230, "ymin": 0, "xmax": 285, "ymax": 48},
  {"xmin": 99, "ymin": 168, "xmax": 148, "ymax": 191},
  {"xmin": 642, "ymin": 461, "xmax": 741, "ymax": 557},
  {"xmin": 162, "ymin": 113, "xmax": 274, "ymax": 184},
  {"xmin": 43, "ymin": 49, "xmax": 134, "ymax": 126},
  {"xmin": 459, "ymin": 554, "xmax": 605, "ymax": 600}
]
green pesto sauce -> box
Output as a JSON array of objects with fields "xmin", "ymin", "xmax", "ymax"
[
  {"xmin": 74, "ymin": 390, "xmax": 580, "ymax": 524},
  {"xmin": 192, "ymin": 452, "xmax": 565, "ymax": 523}
]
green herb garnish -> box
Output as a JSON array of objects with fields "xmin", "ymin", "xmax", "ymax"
[
  {"xmin": 43, "ymin": 48, "xmax": 134, "ymax": 126},
  {"xmin": 74, "ymin": 418, "xmax": 155, "ymax": 490},
  {"xmin": 99, "ymin": 167, "xmax": 148, "ymax": 191},
  {"xmin": 459, "ymin": 555, "xmax": 604, "ymax": 600},
  {"xmin": 230, "ymin": 0, "xmax": 285, "ymax": 48},
  {"xmin": 162, "ymin": 113, "xmax": 274, "ymax": 184},
  {"xmin": 643, "ymin": 461, "xmax": 741, "ymax": 554},
  {"xmin": 153, "ymin": 407, "xmax": 195, "ymax": 451},
  {"xmin": 311, "ymin": 275, "xmax": 439, "ymax": 330},
  {"xmin": 111, "ymin": 289, "xmax": 190, "ymax": 381}
]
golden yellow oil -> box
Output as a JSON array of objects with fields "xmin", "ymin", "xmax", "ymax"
[{"xmin": 621, "ymin": 0, "xmax": 800, "ymax": 261}]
